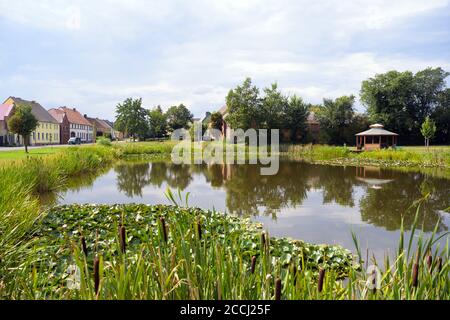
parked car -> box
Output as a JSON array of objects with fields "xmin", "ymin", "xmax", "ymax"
[{"xmin": 68, "ymin": 137, "xmax": 81, "ymax": 145}]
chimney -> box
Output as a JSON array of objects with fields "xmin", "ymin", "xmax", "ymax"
[
  {"xmin": 84, "ymin": 114, "xmax": 87, "ymax": 118},
  {"xmin": 73, "ymin": 108, "xmax": 76, "ymax": 111}
]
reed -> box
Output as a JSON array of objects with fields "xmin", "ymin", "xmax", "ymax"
[{"xmin": 4, "ymin": 201, "xmax": 446, "ymax": 300}]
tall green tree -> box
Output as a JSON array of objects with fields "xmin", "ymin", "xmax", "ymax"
[
  {"xmin": 148, "ymin": 106, "xmax": 167, "ymax": 138},
  {"xmin": 420, "ymin": 116, "xmax": 436, "ymax": 149},
  {"xmin": 283, "ymin": 95, "xmax": 309, "ymax": 142},
  {"xmin": 115, "ymin": 98, "xmax": 149, "ymax": 141},
  {"xmin": 316, "ymin": 95, "xmax": 355, "ymax": 145},
  {"xmin": 360, "ymin": 67, "xmax": 449, "ymax": 144},
  {"xmin": 225, "ymin": 78, "xmax": 261, "ymax": 130},
  {"xmin": 431, "ymin": 88, "xmax": 450, "ymax": 144},
  {"xmin": 261, "ymin": 83, "xmax": 287, "ymax": 129},
  {"xmin": 7, "ymin": 104, "xmax": 38, "ymax": 153},
  {"xmin": 165, "ymin": 104, "xmax": 193, "ymax": 131}
]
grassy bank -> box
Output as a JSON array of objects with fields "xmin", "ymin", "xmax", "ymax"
[
  {"xmin": 0, "ymin": 146, "xmax": 116, "ymax": 284},
  {"xmin": 281, "ymin": 144, "xmax": 450, "ymax": 168},
  {"xmin": 3, "ymin": 203, "xmax": 447, "ymax": 300}
]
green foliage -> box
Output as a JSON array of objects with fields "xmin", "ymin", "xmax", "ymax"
[
  {"xmin": 8, "ymin": 203, "xmax": 355, "ymax": 299},
  {"xmin": 165, "ymin": 104, "xmax": 193, "ymax": 131},
  {"xmin": 96, "ymin": 136, "xmax": 112, "ymax": 146},
  {"xmin": 148, "ymin": 106, "xmax": 168, "ymax": 138},
  {"xmin": 421, "ymin": 116, "xmax": 437, "ymax": 147},
  {"xmin": 315, "ymin": 96, "xmax": 356, "ymax": 145},
  {"xmin": 7, "ymin": 104, "xmax": 38, "ymax": 152},
  {"xmin": 283, "ymin": 95, "xmax": 309, "ymax": 142},
  {"xmin": 115, "ymin": 98, "xmax": 149, "ymax": 141},
  {"xmin": 226, "ymin": 77, "xmax": 261, "ymax": 130},
  {"xmin": 360, "ymin": 67, "xmax": 449, "ymax": 144},
  {"xmin": 209, "ymin": 111, "xmax": 223, "ymax": 130},
  {"xmin": 261, "ymin": 83, "xmax": 287, "ymax": 129}
]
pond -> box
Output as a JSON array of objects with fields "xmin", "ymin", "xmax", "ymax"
[{"xmin": 58, "ymin": 160, "xmax": 450, "ymax": 259}]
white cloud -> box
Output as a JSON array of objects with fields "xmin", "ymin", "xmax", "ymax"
[{"xmin": 0, "ymin": 0, "xmax": 449, "ymax": 117}]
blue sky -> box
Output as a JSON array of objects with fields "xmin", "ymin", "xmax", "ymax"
[{"xmin": 1, "ymin": 0, "xmax": 449, "ymax": 120}]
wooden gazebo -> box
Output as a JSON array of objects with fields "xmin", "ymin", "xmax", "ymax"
[{"xmin": 355, "ymin": 124, "xmax": 398, "ymax": 151}]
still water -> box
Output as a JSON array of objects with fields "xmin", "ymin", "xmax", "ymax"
[{"xmin": 59, "ymin": 160, "xmax": 450, "ymax": 258}]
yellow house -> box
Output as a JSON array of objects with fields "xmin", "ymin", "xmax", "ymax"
[{"xmin": 3, "ymin": 97, "xmax": 60, "ymax": 146}]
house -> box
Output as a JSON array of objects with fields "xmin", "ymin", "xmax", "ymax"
[
  {"xmin": 48, "ymin": 109, "xmax": 70, "ymax": 145},
  {"xmin": 84, "ymin": 116, "xmax": 114, "ymax": 140},
  {"xmin": 102, "ymin": 120, "xmax": 122, "ymax": 140},
  {"xmin": 48, "ymin": 107, "xmax": 94, "ymax": 143},
  {"xmin": 3, "ymin": 97, "xmax": 60, "ymax": 146},
  {"xmin": 0, "ymin": 103, "xmax": 14, "ymax": 146}
]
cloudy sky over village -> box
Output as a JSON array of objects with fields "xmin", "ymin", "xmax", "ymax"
[{"xmin": 1, "ymin": 0, "xmax": 450, "ymax": 119}]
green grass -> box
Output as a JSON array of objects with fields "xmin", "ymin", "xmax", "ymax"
[
  {"xmin": 282, "ymin": 144, "xmax": 450, "ymax": 168},
  {"xmin": 0, "ymin": 147, "xmax": 65, "ymax": 160}
]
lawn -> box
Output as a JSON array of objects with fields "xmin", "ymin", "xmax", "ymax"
[{"xmin": 0, "ymin": 147, "xmax": 65, "ymax": 160}]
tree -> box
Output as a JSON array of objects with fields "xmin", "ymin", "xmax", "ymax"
[
  {"xmin": 421, "ymin": 116, "xmax": 436, "ymax": 149},
  {"xmin": 360, "ymin": 67, "xmax": 449, "ymax": 144},
  {"xmin": 165, "ymin": 104, "xmax": 193, "ymax": 131},
  {"xmin": 283, "ymin": 95, "xmax": 309, "ymax": 142},
  {"xmin": 225, "ymin": 78, "xmax": 261, "ymax": 130},
  {"xmin": 7, "ymin": 104, "xmax": 38, "ymax": 153},
  {"xmin": 209, "ymin": 112, "xmax": 223, "ymax": 131},
  {"xmin": 261, "ymin": 83, "xmax": 287, "ymax": 130},
  {"xmin": 148, "ymin": 106, "xmax": 167, "ymax": 138},
  {"xmin": 431, "ymin": 88, "xmax": 450, "ymax": 144},
  {"xmin": 316, "ymin": 95, "xmax": 355, "ymax": 145},
  {"xmin": 115, "ymin": 98, "xmax": 148, "ymax": 141}
]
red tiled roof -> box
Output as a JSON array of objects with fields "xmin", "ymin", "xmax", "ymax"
[
  {"xmin": 0, "ymin": 104, "xmax": 13, "ymax": 121},
  {"xmin": 55, "ymin": 107, "xmax": 92, "ymax": 126}
]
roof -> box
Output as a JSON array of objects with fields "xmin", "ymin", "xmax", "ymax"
[
  {"xmin": 86, "ymin": 117, "xmax": 112, "ymax": 131},
  {"xmin": 103, "ymin": 119, "xmax": 115, "ymax": 128},
  {"xmin": 6, "ymin": 97, "xmax": 59, "ymax": 124},
  {"xmin": 356, "ymin": 124, "xmax": 398, "ymax": 136},
  {"xmin": 54, "ymin": 107, "xmax": 92, "ymax": 126},
  {"xmin": 0, "ymin": 104, "xmax": 14, "ymax": 121},
  {"xmin": 48, "ymin": 108, "xmax": 67, "ymax": 123}
]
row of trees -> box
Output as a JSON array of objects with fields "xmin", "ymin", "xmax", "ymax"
[
  {"xmin": 225, "ymin": 78, "xmax": 310, "ymax": 141},
  {"xmin": 224, "ymin": 78, "xmax": 366, "ymax": 144},
  {"xmin": 115, "ymin": 98, "xmax": 194, "ymax": 140},
  {"xmin": 225, "ymin": 67, "xmax": 449, "ymax": 145}
]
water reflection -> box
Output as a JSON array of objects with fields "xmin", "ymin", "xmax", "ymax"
[{"xmin": 107, "ymin": 161, "xmax": 450, "ymax": 232}]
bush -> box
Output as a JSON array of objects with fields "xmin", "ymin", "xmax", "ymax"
[{"xmin": 96, "ymin": 137, "xmax": 112, "ymax": 146}]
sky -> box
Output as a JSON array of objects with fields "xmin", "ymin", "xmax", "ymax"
[{"xmin": 1, "ymin": 0, "xmax": 450, "ymax": 120}]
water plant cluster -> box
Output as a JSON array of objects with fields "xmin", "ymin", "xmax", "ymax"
[
  {"xmin": 3, "ymin": 203, "xmax": 448, "ymax": 300},
  {"xmin": 4, "ymin": 204, "xmax": 355, "ymax": 299}
]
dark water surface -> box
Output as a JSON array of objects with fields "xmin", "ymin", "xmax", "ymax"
[{"xmin": 59, "ymin": 160, "xmax": 450, "ymax": 258}]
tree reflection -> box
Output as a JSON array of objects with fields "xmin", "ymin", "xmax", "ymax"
[
  {"xmin": 110, "ymin": 160, "xmax": 449, "ymax": 232},
  {"xmin": 115, "ymin": 162, "xmax": 151, "ymax": 197}
]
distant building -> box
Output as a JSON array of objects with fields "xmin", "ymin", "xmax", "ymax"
[
  {"xmin": 0, "ymin": 103, "xmax": 14, "ymax": 146},
  {"xmin": 48, "ymin": 107, "xmax": 93, "ymax": 143},
  {"xmin": 84, "ymin": 116, "xmax": 115, "ymax": 140},
  {"xmin": 2, "ymin": 97, "xmax": 60, "ymax": 146},
  {"xmin": 48, "ymin": 109, "xmax": 70, "ymax": 145}
]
